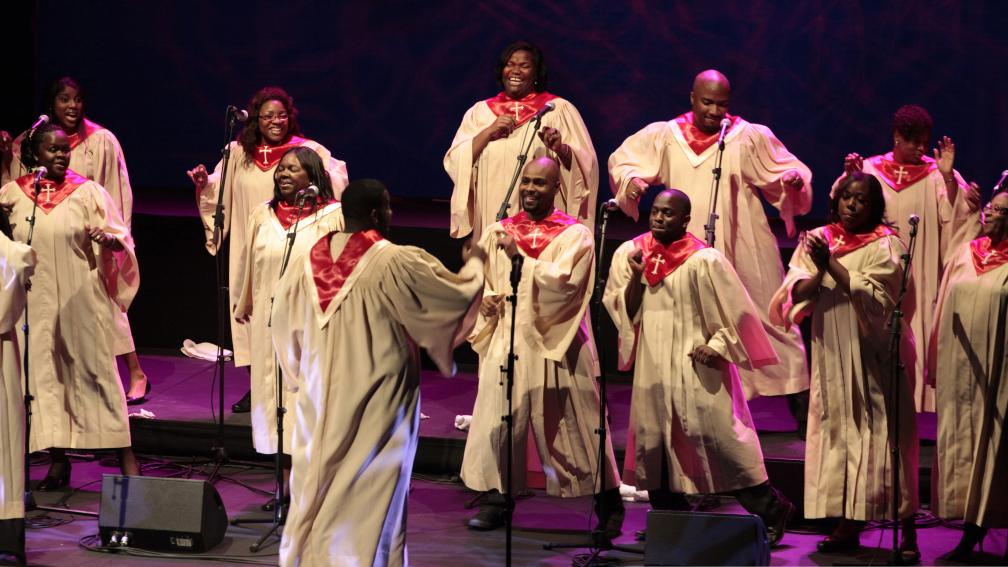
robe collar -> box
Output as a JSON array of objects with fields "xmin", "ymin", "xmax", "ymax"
[
  {"xmin": 65, "ymin": 118, "xmax": 102, "ymax": 149},
  {"xmin": 273, "ymin": 198, "xmax": 337, "ymax": 230},
  {"xmin": 309, "ymin": 229, "xmax": 384, "ymax": 312},
  {"xmin": 484, "ymin": 91, "xmax": 558, "ymax": 128},
  {"xmin": 632, "ymin": 231, "xmax": 708, "ymax": 286},
  {"xmin": 821, "ymin": 223, "xmax": 897, "ymax": 258},
  {"xmin": 500, "ymin": 208, "xmax": 578, "ymax": 259},
  {"xmin": 253, "ymin": 135, "xmax": 306, "ymax": 171},
  {"xmin": 969, "ymin": 236, "xmax": 1008, "ymax": 275},
  {"xmin": 867, "ymin": 152, "xmax": 937, "ymax": 191},
  {"xmin": 674, "ymin": 112, "xmax": 740, "ymax": 156},
  {"xmin": 16, "ymin": 169, "xmax": 89, "ymax": 213}
]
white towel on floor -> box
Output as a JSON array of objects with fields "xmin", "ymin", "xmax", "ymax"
[{"xmin": 181, "ymin": 339, "xmax": 233, "ymax": 362}]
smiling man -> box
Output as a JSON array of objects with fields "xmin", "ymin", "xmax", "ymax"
[
  {"xmin": 461, "ymin": 156, "xmax": 624, "ymax": 538},
  {"xmin": 608, "ymin": 69, "xmax": 812, "ymax": 405}
]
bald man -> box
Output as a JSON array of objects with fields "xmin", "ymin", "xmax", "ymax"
[
  {"xmin": 462, "ymin": 156, "xmax": 624, "ymax": 537},
  {"xmin": 609, "ymin": 69, "xmax": 811, "ymax": 402},
  {"xmin": 604, "ymin": 189, "xmax": 794, "ymax": 546}
]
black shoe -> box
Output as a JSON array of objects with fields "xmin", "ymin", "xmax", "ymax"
[
  {"xmin": 126, "ymin": 378, "xmax": 151, "ymax": 406},
  {"xmin": 816, "ymin": 534, "xmax": 860, "ymax": 553},
  {"xmin": 261, "ymin": 495, "xmax": 290, "ymax": 512},
  {"xmin": 467, "ymin": 505, "xmax": 506, "ymax": 530},
  {"xmin": 941, "ymin": 523, "xmax": 987, "ymax": 563},
  {"xmin": 0, "ymin": 518, "xmax": 25, "ymax": 565},
  {"xmin": 634, "ymin": 529, "xmax": 646, "ymax": 542},
  {"xmin": 36, "ymin": 461, "xmax": 71, "ymax": 491},
  {"xmin": 593, "ymin": 489, "xmax": 625, "ymax": 539},
  {"xmin": 231, "ymin": 390, "xmax": 252, "ymax": 413},
  {"xmin": 766, "ymin": 498, "xmax": 795, "ymax": 547}
]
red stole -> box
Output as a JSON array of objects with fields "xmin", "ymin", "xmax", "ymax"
[
  {"xmin": 500, "ymin": 209, "xmax": 577, "ymax": 259},
  {"xmin": 969, "ymin": 236, "xmax": 1008, "ymax": 275},
  {"xmin": 632, "ymin": 232, "xmax": 708, "ymax": 286},
  {"xmin": 253, "ymin": 136, "xmax": 306, "ymax": 171},
  {"xmin": 273, "ymin": 198, "xmax": 336, "ymax": 230},
  {"xmin": 821, "ymin": 223, "xmax": 897, "ymax": 257},
  {"xmin": 65, "ymin": 119, "xmax": 102, "ymax": 149},
  {"xmin": 309, "ymin": 229, "xmax": 384, "ymax": 312},
  {"xmin": 674, "ymin": 112, "xmax": 739, "ymax": 156},
  {"xmin": 867, "ymin": 152, "xmax": 937, "ymax": 191},
  {"xmin": 484, "ymin": 91, "xmax": 558, "ymax": 127},
  {"xmin": 16, "ymin": 170, "xmax": 88, "ymax": 213}
]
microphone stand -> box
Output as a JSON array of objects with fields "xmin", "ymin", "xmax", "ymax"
[
  {"xmin": 885, "ymin": 217, "xmax": 918, "ymax": 565},
  {"xmin": 703, "ymin": 134, "xmax": 727, "ymax": 247},
  {"xmin": 495, "ymin": 114, "xmax": 546, "ymax": 222},
  {"xmin": 544, "ymin": 202, "xmax": 642, "ymax": 566},
  {"xmin": 231, "ymin": 193, "xmax": 313, "ymax": 552},
  {"xmin": 499, "ymin": 252, "xmax": 523, "ymax": 567},
  {"xmin": 23, "ymin": 173, "xmax": 97, "ymax": 519},
  {"xmin": 206, "ymin": 108, "xmax": 244, "ymax": 482}
]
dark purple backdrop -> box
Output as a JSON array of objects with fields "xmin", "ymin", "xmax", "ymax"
[{"xmin": 10, "ymin": 0, "xmax": 1008, "ymax": 216}]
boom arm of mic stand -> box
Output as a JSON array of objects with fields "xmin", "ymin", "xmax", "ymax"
[{"xmin": 496, "ymin": 116, "xmax": 544, "ymax": 222}]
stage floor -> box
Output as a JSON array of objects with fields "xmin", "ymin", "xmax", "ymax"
[{"xmin": 12, "ymin": 353, "xmax": 979, "ymax": 566}]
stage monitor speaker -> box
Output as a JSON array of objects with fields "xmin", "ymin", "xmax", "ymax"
[
  {"xmin": 98, "ymin": 474, "xmax": 228, "ymax": 553},
  {"xmin": 644, "ymin": 510, "xmax": 770, "ymax": 566}
]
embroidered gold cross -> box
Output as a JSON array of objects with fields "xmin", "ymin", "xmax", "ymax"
[
  {"xmin": 513, "ymin": 103, "xmax": 523, "ymax": 121},
  {"xmin": 982, "ymin": 251, "xmax": 998, "ymax": 265},
  {"xmin": 528, "ymin": 226, "xmax": 543, "ymax": 248},
  {"xmin": 259, "ymin": 146, "xmax": 272, "ymax": 163},
  {"xmin": 39, "ymin": 184, "xmax": 57, "ymax": 204},
  {"xmin": 830, "ymin": 234, "xmax": 845, "ymax": 251},
  {"xmin": 894, "ymin": 166, "xmax": 907, "ymax": 184},
  {"xmin": 649, "ymin": 254, "xmax": 666, "ymax": 274}
]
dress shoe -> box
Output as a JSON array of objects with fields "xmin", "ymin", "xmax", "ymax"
[
  {"xmin": 941, "ymin": 523, "xmax": 987, "ymax": 563},
  {"xmin": 634, "ymin": 529, "xmax": 646, "ymax": 542},
  {"xmin": 126, "ymin": 378, "xmax": 151, "ymax": 405},
  {"xmin": 36, "ymin": 462, "xmax": 71, "ymax": 491},
  {"xmin": 899, "ymin": 539, "xmax": 921, "ymax": 565},
  {"xmin": 593, "ymin": 488, "xmax": 625, "ymax": 539},
  {"xmin": 816, "ymin": 534, "xmax": 860, "ymax": 553},
  {"xmin": 231, "ymin": 390, "xmax": 252, "ymax": 413},
  {"xmin": 767, "ymin": 498, "xmax": 795, "ymax": 547},
  {"xmin": 467, "ymin": 505, "xmax": 505, "ymax": 530}
]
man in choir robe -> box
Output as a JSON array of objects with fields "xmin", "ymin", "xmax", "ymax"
[
  {"xmin": 841, "ymin": 104, "xmax": 981, "ymax": 411},
  {"xmin": 0, "ymin": 231, "xmax": 35, "ymax": 565},
  {"xmin": 604, "ymin": 189, "xmax": 794, "ymax": 546},
  {"xmin": 608, "ymin": 69, "xmax": 810, "ymax": 402},
  {"xmin": 271, "ymin": 179, "xmax": 485, "ymax": 567},
  {"xmin": 461, "ymin": 156, "xmax": 624, "ymax": 537}
]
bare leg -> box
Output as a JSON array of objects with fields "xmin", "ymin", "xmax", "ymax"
[
  {"xmin": 117, "ymin": 447, "xmax": 141, "ymax": 476},
  {"xmin": 122, "ymin": 351, "xmax": 149, "ymax": 401}
]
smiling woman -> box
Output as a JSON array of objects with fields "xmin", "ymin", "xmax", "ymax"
[{"xmin": 444, "ymin": 40, "xmax": 599, "ymax": 241}]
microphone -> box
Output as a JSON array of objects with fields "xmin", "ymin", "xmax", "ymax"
[
  {"xmin": 297, "ymin": 184, "xmax": 319, "ymax": 201},
  {"xmin": 29, "ymin": 114, "xmax": 49, "ymax": 132},
  {"xmin": 227, "ymin": 105, "xmax": 249, "ymax": 122},
  {"xmin": 994, "ymin": 169, "xmax": 1008, "ymax": 192},
  {"xmin": 907, "ymin": 214, "xmax": 919, "ymax": 226},
  {"xmin": 717, "ymin": 118, "xmax": 731, "ymax": 147},
  {"xmin": 33, "ymin": 166, "xmax": 47, "ymax": 184},
  {"xmin": 601, "ymin": 198, "xmax": 620, "ymax": 211},
  {"xmin": 531, "ymin": 101, "xmax": 556, "ymax": 122}
]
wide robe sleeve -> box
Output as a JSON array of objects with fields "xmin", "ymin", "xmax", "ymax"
[
  {"xmin": 608, "ymin": 122, "xmax": 670, "ymax": 221},
  {"xmin": 233, "ymin": 204, "xmax": 270, "ymax": 322},
  {"xmin": 88, "ymin": 128, "xmax": 134, "ymax": 228},
  {"xmin": 770, "ymin": 233, "xmax": 818, "ymax": 328},
  {"xmin": 445, "ymin": 102, "xmax": 490, "ymax": 239},
  {"xmin": 0, "ymin": 234, "xmax": 35, "ymax": 332},
  {"xmin": 301, "ymin": 140, "xmax": 349, "ymax": 201},
  {"xmin": 196, "ymin": 142, "xmax": 238, "ymax": 255},
  {"xmin": 382, "ymin": 247, "xmax": 484, "ymax": 376},
  {"xmin": 86, "ymin": 182, "xmax": 139, "ymax": 312},
  {"xmin": 738, "ymin": 124, "xmax": 812, "ymax": 238},
  {"xmin": 602, "ymin": 239, "xmax": 642, "ymax": 371},
  {"xmin": 549, "ymin": 99, "xmax": 598, "ymax": 228}
]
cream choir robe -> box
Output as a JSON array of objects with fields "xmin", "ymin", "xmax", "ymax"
[
  {"xmin": 198, "ymin": 141, "xmax": 348, "ymax": 367},
  {"xmin": 0, "ymin": 175, "xmax": 138, "ymax": 451},
  {"xmin": 0, "ymin": 235, "xmax": 35, "ymax": 520},
  {"xmin": 272, "ymin": 231, "xmax": 484, "ymax": 567},
  {"xmin": 444, "ymin": 96, "xmax": 598, "ymax": 240},
  {"xmin": 9, "ymin": 120, "xmax": 139, "ymax": 354},
  {"xmin": 770, "ymin": 228, "xmax": 918, "ymax": 520},
  {"xmin": 609, "ymin": 117, "xmax": 811, "ymax": 397},
  {"xmin": 929, "ymin": 239, "xmax": 1008, "ymax": 528},
  {"xmin": 604, "ymin": 237, "xmax": 776, "ymax": 493},
  {"xmin": 233, "ymin": 201, "xmax": 343, "ymax": 455},
  {"xmin": 461, "ymin": 215, "xmax": 621, "ymax": 497},
  {"xmin": 834, "ymin": 156, "xmax": 979, "ymax": 411}
]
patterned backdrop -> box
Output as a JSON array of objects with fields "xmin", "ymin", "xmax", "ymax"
[{"xmin": 22, "ymin": 0, "xmax": 1008, "ymax": 217}]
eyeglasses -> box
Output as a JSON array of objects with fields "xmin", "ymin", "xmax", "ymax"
[
  {"xmin": 257, "ymin": 113, "xmax": 289, "ymax": 123},
  {"xmin": 982, "ymin": 204, "xmax": 1008, "ymax": 215}
]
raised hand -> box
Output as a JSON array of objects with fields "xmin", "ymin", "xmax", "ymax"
[
  {"xmin": 187, "ymin": 164, "xmax": 209, "ymax": 191},
  {"xmin": 628, "ymin": 248, "xmax": 645, "ymax": 277},
  {"xmin": 781, "ymin": 169, "xmax": 804, "ymax": 191},
  {"xmin": 965, "ymin": 181, "xmax": 982, "ymax": 213},
  {"xmin": 934, "ymin": 136, "xmax": 956, "ymax": 178},
  {"xmin": 805, "ymin": 233, "xmax": 830, "ymax": 271},
  {"xmin": 843, "ymin": 153, "xmax": 863, "ymax": 175}
]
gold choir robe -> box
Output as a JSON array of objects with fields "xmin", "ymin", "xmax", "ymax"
[
  {"xmin": 197, "ymin": 139, "xmax": 348, "ymax": 367},
  {"xmin": 0, "ymin": 234, "xmax": 34, "ymax": 520},
  {"xmin": 929, "ymin": 238, "xmax": 1008, "ymax": 528},
  {"xmin": 604, "ymin": 234, "xmax": 776, "ymax": 493},
  {"xmin": 234, "ymin": 201, "xmax": 343, "ymax": 455},
  {"xmin": 444, "ymin": 95, "xmax": 598, "ymax": 240},
  {"xmin": 461, "ymin": 210, "xmax": 620, "ymax": 497},
  {"xmin": 0, "ymin": 174, "xmax": 138, "ymax": 451},
  {"xmin": 771, "ymin": 226, "xmax": 918, "ymax": 520},
  {"xmin": 608, "ymin": 115, "xmax": 810, "ymax": 397},
  {"xmin": 835, "ymin": 154, "xmax": 979, "ymax": 411},
  {"xmin": 272, "ymin": 230, "xmax": 484, "ymax": 567}
]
